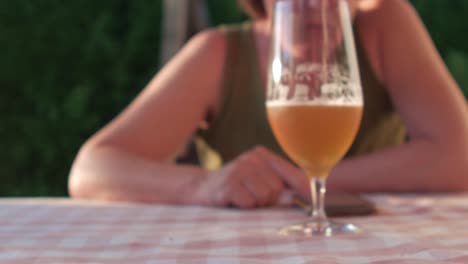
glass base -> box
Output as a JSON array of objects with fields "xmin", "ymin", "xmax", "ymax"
[{"xmin": 278, "ymin": 220, "xmax": 361, "ymax": 237}]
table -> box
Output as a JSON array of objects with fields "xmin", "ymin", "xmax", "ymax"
[{"xmin": 1, "ymin": 194, "xmax": 468, "ymax": 263}]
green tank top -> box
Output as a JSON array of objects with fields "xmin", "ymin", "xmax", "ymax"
[{"xmin": 196, "ymin": 23, "xmax": 406, "ymax": 170}]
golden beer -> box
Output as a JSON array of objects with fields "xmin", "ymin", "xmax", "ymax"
[{"xmin": 267, "ymin": 104, "xmax": 362, "ymax": 178}]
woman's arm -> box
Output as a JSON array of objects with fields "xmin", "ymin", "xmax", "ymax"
[
  {"xmin": 69, "ymin": 145, "xmax": 207, "ymax": 204},
  {"xmin": 328, "ymin": 0, "xmax": 468, "ymax": 192},
  {"xmin": 69, "ymin": 30, "xmax": 225, "ymax": 203}
]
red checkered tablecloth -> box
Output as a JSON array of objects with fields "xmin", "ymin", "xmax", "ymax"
[{"xmin": 1, "ymin": 194, "xmax": 468, "ymax": 263}]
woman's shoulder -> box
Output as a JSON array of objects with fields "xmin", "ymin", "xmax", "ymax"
[
  {"xmin": 187, "ymin": 27, "xmax": 226, "ymax": 55},
  {"xmin": 355, "ymin": 0, "xmax": 416, "ymax": 28},
  {"xmin": 354, "ymin": 0, "xmax": 420, "ymax": 81},
  {"xmin": 184, "ymin": 23, "xmax": 252, "ymax": 63},
  {"xmin": 189, "ymin": 22, "xmax": 249, "ymax": 46}
]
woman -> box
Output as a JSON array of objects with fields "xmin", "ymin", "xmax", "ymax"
[{"xmin": 69, "ymin": 0, "xmax": 468, "ymax": 208}]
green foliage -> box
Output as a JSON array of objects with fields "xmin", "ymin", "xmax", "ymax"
[
  {"xmin": 1, "ymin": 0, "xmax": 467, "ymax": 196},
  {"xmin": 410, "ymin": 0, "xmax": 468, "ymax": 95},
  {"xmin": 1, "ymin": 0, "xmax": 162, "ymax": 196}
]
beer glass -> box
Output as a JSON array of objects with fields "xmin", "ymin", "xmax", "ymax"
[{"xmin": 266, "ymin": 0, "xmax": 363, "ymax": 236}]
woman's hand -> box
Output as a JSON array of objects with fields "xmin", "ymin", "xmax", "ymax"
[{"xmin": 191, "ymin": 146, "xmax": 310, "ymax": 209}]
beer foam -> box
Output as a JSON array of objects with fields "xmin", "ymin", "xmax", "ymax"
[{"xmin": 266, "ymin": 99, "xmax": 363, "ymax": 107}]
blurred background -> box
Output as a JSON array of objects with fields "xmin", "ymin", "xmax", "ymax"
[{"xmin": 1, "ymin": 0, "xmax": 467, "ymax": 197}]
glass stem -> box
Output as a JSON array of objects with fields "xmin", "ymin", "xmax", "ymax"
[{"xmin": 310, "ymin": 177, "xmax": 328, "ymax": 224}]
